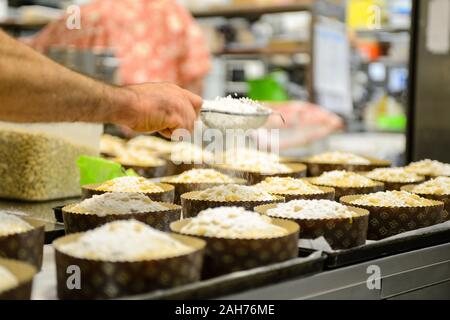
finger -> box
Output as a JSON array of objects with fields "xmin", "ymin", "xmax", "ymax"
[
  {"xmin": 159, "ymin": 128, "xmax": 174, "ymax": 139},
  {"xmin": 183, "ymin": 89, "xmax": 203, "ymax": 115}
]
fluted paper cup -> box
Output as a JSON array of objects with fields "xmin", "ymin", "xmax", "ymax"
[{"xmin": 171, "ymin": 219, "xmax": 299, "ymax": 278}]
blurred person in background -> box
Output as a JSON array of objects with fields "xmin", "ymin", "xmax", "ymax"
[{"xmin": 30, "ymin": 0, "xmax": 211, "ymax": 95}]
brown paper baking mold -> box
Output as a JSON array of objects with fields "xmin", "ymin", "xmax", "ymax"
[
  {"xmin": 0, "ymin": 258, "xmax": 36, "ymax": 300},
  {"xmin": 171, "ymin": 219, "xmax": 299, "ymax": 278},
  {"xmin": 255, "ymin": 204, "xmax": 369, "ymax": 250},
  {"xmin": 402, "ymin": 185, "xmax": 450, "ymax": 223},
  {"xmin": 212, "ymin": 163, "xmax": 307, "ymax": 185},
  {"xmin": 53, "ymin": 233, "xmax": 205, "ymax": 300},
  {"xmin": 0, "ymin": 217, "xmax": 44, "ymax": 270},
  {"xmin": 308, "ymin": 178, "xmax": 384, "ymax": 200},
  {"xmin": 302, "ymin": 157, "xmax": 391, "ymax": 177},
  {"xmin": 160, "ymin": 177, "xmax": 247, "ymax": 205},
  {"xmin": 62, "ymin": 202, "xmax": 182, "ymax": 234},
  {"xmin": 181, "ymin": 191, "xmax": 285, "ymax": 218},
  {"xmin": 81, "ymin": 182, "xmax": 175, "ymax": 203},
  {"xmin": 340, "ymin": 195, "xmax": 444, "ymax": 240}
]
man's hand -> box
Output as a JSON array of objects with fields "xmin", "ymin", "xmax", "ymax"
[{"xmin": 115, "ymin": 83, "xmax": 203, "ymax": 138}]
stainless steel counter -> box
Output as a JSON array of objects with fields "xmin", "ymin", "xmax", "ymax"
[{"xmin": 220, "ymin": 242, "xmax": 450, "ymax": 300}]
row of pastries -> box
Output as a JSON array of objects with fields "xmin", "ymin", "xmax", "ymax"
[{"xmin": 1, "ymin": 135, "xmax": 449, "ymax": 299}]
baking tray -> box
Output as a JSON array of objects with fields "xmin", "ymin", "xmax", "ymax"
[
  {"xmin": 300, "ymin": 221, "xmax": 450, "ymax": 269},
  {"xmin": 125, "ymin": 249, "xmax": 325, "ymax": 300}
]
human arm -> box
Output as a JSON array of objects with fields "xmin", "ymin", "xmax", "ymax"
[{"xmin": 0, "ymin": 31, "xmax": 202, "ymax": 137}]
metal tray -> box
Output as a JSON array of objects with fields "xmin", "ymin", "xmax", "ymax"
[
  {"xmin": 126, "ymin": 249, "xmax": 325, "ymax": 300},
  {"xmin": 301, "ymin": 221, "xmax": 450, "ymax": 269}
]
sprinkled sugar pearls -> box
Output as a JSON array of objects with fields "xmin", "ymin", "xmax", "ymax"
[
  {"xmin": 266, "ymin": 200, "xmax": 355, "ymax": 220},
  {"xmin": 96, "ymin": 176, "xmax": 164, "ymax": 193},
  {"xmin": 70, "ymin": 193, "xmax": 167, "ymax": 216},
  {"xmin": 180, "ymin": 207, "xmax": 287, "ymax": 239},
  {"xmin": 57, "ymin": 220, "xmax": 193, "ymax": 261},
  {"xmin": 0, "ymin": 211, "xmax": 33, "ymax": 236}
]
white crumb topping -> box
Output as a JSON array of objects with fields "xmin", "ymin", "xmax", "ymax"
[
  {"xmin": 180, "ymin": 207, "xmax": 287, "ymax": 239},
  {"xmin": 127, "ymin": 135, "xmax": 176, "ymax": 153},
  {"xmin": 96, "ymin": 177, "xmax": 164, "ymax": 193},
  {"xmin": 170, "ymin": 142, "xmax": 213, "ymax": 163},
  {"xmin": 255, "ymin": 177, "xmax": 324, "ymax": 195},
  {"xmin": 350, "ymin": 191, "xmax": 435, "ymax": 207},
  {"xmin": 70, "ymin": 193, "xmax": 167, "ymax": 216},
  {"xmin": 406, "ymin": 159, "xmax": 450, "ymax": 177},
  {"xmin": 0, "ymin": 212, "xmax": 33, "ymax": 236},
  {"xmin": 165, "ymin": 169, "xmax": 235, "ymax": 183},
  {"xmin": 196, "ymin": 184, "xmax": 276, "ymax": 202},
  {"xmin": 412, "ymin": 177, "xmax": 450, "ymax": 195},
  {"xmin": 115, "ymin": 148, "xmax": 165, "ymax": 167},
  {"xmin": 57, "ymin": 220, "xmax": 193, "ymax": 261},
  {"xmin": 266, "ymin": 200, "xmax": 355, "ymax": 219},
  {"xmin": 366, "ymin": 168, "xmax": 424, "ymax": 183},
  {"xmin": 100, "ymin": 134, "xmax": 126, "ymax": 156},
  {"xmin": 308, "ymin": 151, "xmax": 371, "ymax": 165},
  {"xmin": 312, "ymin": 171, "xmax": 378, "ymax": 188}
]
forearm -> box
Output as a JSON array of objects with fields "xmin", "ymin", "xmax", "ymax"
[{"xmin": 0, "ymin": 31, "xmax": 131, "ymax": 125}]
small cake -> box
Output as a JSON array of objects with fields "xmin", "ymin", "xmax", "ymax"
[
  {"xmin": 307, "ymin": 151, "xmax": 371, "ymax": 165},
  {"xmin": 225, "ymin": 160, "xmax": 293, "ymax": 174},
  {"xmin": 54, "ymin": 220, "xmax": 205, "ymax": 299},
  {"xmin": 196, "ymin": 184, "xmax": 276, "ymax": 202},
  {"xmin": 0, "ymin": 266, "xmax": 18, "ymax": 294},
  {"xmin": 341, "ymin": 191, "xmax": 444, "ymax": 240},
  {"xmin": 349, "ymin": 191, "xmax": 435, "ymax": 207},
  {"xmin": 406, "ymin": 159, "xmax": 450, "ymax": 178},
  {"xmin": 312, "ymin": 171, "xmax": 379, "ymax": 188},
  {"xmin": 266, "ymin": 200, "xmax": 355, "ymax": 219},
  {"xmin": 164, "ymin": 169, "xmax": 235, "ymax": 184},
  {"xmin": 257, "ymin": 200, "xmax": 369, "ymax": 249},
  {"xmin": 256, "ymin": 177, "xmax": 324, "ymax": 195},
  {"xmin": 255, "ymin": 177, "xmax": 334, "ymax": 202},
  {"xmin": 161, "ymin": 169, "xmax": 244, "ymax": 204},
  {"xmin": 58, "ymin": 220, "xmax": 193, "ymax": 262},
  {"xmin": 127, "ymin": 135, "xmax": 176, "ymax": 154},
  {"xmin": 303, "ymin": 151, "xmax": 391, "ymax": 176},
  {"xmin": 412, "ymin": 177, "xmax": 450, "ymax": 196},
  {"xmin": 169, "ymin": 142, "xmax": 214, "ymax": 164},
  {"xmin": 95, "ymin": 177, "xmax": 164, "ymax": 193},
  {"xmin": 82, "ymin": 176, "xmax": 175, "ymax": 203},
  {"xmin": 70, "ymin": 193, "xmax": 167, "ymax": 216},
  {"xmin": 366, "ymin": 168, "xmax": 425, "ymax": 190},
  {"xmin": 181, "ymin": 184, "xmax": 284, "ymax": 218},
  {"xmin": 180, "ymin": 207, "xmax": 288, "ymax": 239},
  {"xmin": 172, "ymin": 207, "xmax": 298, "ymax": 277},
  {"xmin": 0, "ymin": 211, "xmax": 44, "ymax": 269},
  {"xmin": 0, "ymin": 212, "xmax": 33, "ymax": 237},
  {"xmin": 404, "ymin": 177, "xmax": 450, "ymax": 221},
  {"xmin": 63, "ymin": 193, "xmax": 180, "ymax": 233},
  {"xmin": 115, "ymin": 149, "xmax": 165, "ymax": 167},
  {"xmin": 100, "ymin": 134, "xmax": 126, "ymax": 157},
  {"xmin": 223, "ymin": 148, "xmax": 281, "ymax": 163}
]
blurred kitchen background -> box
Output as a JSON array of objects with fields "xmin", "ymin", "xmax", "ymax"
[{"xmin": 0, "ymin": 0, "xmax": 413, "ymax": 164}]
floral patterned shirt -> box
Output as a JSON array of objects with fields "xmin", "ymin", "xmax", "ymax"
[{"xmin": 30, "ymin": 0, "xmax": 211, "ymax": 86}]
